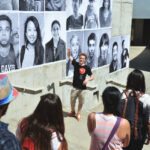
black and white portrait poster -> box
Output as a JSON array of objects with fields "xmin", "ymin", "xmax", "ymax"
[
  {"xmin": 121, "ymin": 35, "xmax": 130, "ymax": 69},
  {"xmin": 19, "ymin": 0, "xmax": 44, "ymax": 11},
  {"xmin": 66, "ymin": 0, "xmax": 84, "ymax": 31},
  {"xmin": 99, "ymin": 0, "xmax": 112, "ymax": 28},
  {"xmin": 0, "ymin": 13, "xmax": 19, "ymax": 73},
  {"xmin": 66, "ymin": 31, "xmax": 84, "ymax": 77},
  {"xmin": 0, "ymin": 0, "xmax": 19, "ymax": 10},
  {"xmin": 109, "ymin": 36, "xmax": 122, "ymax": 73},
  {"xmin": 45, "ymin": 0, "xmax": 66, "ymax": 11},
  {"xmin": 97, "ymin": 28, "xmax": 111, "ymax": 68},
  {"xmin": 83, "ymin": 0, "xmax": 99, "ymax": 29},
  {"xmin": 19, "ymin": 13, "xmax": 44, "ymax": 68},
  {"xmin": 84, "ymin": 30, "xmax": 99, "ymax": 69},
  {"xmin": 44, "ymin": 12, "xmax": 66, "ymax": 63}
]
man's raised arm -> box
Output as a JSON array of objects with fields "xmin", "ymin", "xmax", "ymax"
[{"xmin": 67, "ymin": 48, "xmax": 73, "ymax": 62}]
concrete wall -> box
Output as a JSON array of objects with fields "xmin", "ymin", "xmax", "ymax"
[{"xmin": 2, "ymin": 0, "xmax": 134, "ymax": 133}]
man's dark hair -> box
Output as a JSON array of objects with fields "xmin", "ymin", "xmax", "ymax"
[
  {"xmin": 102, "ymin": 86, "xmax": 121, "ymax": 116},
  {"xmin": 51, "ymin": 20, "xmax": 61, "ymax": 29},
  {"xmin": 122, "ymin": 40, "xmax": 125, "ymax": 48},
  {"xmin": 87, "ymin": 33, "xmax": 96, "ymax": 46},
  {"xmin": 126, "ymin": 69, "xmax": 145, "ymax": 93},
  {"xmin": 112, "ymin": 42, "xmax": 118, "ymax": 53},
  {"xmin": 0, "ymin": 15, "xmax": 12, "ymax": 30},
  {"xmin": 79, "ymin": 53, "xmax": 87, "ymax": 60}
]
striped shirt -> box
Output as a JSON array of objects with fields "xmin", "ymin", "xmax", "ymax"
[{"xmin": 90, "ymin": 113, "xmax": 123, "ymax": 150}]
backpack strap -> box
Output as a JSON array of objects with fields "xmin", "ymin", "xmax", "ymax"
[
  {"xmin": 134, "ymin": 92, "xmax": 144, "ymax": 139},
  {"xmin": 102, "ymin": 117, "xmax": 121, "ymax": 150},
  {"xmin": 122, "ymin": 90, "xmax": 129, "ymax": 118}
]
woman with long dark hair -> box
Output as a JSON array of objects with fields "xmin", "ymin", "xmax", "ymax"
[
  {"xmin": 99, "ymin": 0, "xmax": 111, "ymax": 28},
  {"xmin": 121, "ymin": 69, "xmax": 150, "ymax": 149},
  {"xmin": 16, "ymin": 93, "xmax": 68, "ymax": 150},
  {"xmin": 98, "ymin": 33, "xmax": 109, "ymax": 67},
  {"xmin": 88, "ymin": 86, "xmax": 130, "ymax": 150},
  {"xmin": 20, "ymin": 16, "xmax": 44, "ymax": 68}
]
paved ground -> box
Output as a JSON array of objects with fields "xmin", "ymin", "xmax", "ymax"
[{"xmin": 2, "ymin": 46, "xmax": 150, "ymax": 149}]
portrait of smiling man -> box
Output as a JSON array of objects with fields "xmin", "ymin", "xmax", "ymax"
[
  {"xmin": 86, "ymin": 32, "xmax": 97, "ymax": 69},
  {"xmin": 0, "ymin": 15, "xmax": 18, "ymax": 73}
]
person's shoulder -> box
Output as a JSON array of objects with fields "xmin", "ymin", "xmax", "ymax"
[
  {"xmin": 46, "ymin": 39, "xmax": 53, "ymax": 48},
  {"xmin": 59, "ymin": 38, "xmax": 65, "ymax": 45},
  {"xmin": 120, "ymin": 118, "xmax": 130, "ymax": 129},
  {"xmin": 67, "ymin": 15, "xmax": 73, "ymax": 21}
]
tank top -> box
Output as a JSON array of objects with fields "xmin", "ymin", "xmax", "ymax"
[{"xmin": 90, "ymin": 113, "xmax": 123, "ymax": 150}]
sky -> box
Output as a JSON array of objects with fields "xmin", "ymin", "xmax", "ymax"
[{"xmin": 133, "ymin": 0, "xmax": 150, "ymax": 19}]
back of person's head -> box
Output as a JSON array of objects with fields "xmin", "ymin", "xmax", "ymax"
[
  {"xmin": 102, "ymin": 86, "xmax": 121, "ymax": 116},
  {"xmin": 0, "ymin": 74, "xmax": 18, "ymax": 118},
  {"xmin": 20, "ymin": 93, "xmax": 65, "ymax": 150},
  {"xmin": 0, "ymin": 15, "xmax": 12, "ymax": 30},
  {"xmin": 34, "ymin": 93, "xmax": 64, "ymax": 132},
  {"xmin": 126, "ymin": 69, "xmax": 145, "ymax": 93}
]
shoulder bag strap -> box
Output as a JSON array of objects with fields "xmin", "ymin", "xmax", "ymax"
[{"xmin": 102, "ymin": 117, "xmax": 121, "ymax": 150}]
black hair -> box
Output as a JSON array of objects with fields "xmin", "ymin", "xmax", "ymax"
[
  {"xmin": 102, "ymin": 86, "xmax": 121, "ymax": 116},
  {"xmin": 112, "ymin": 42, "xmax": 118, "ymax": 53},
  {"xmin": 87, "ymin": 33, "xmax": 96, "ymax": 46},
  {"xmin": 0, "ymin": 15, "xmax": 12, "ymax": 30},
  {"xmin": 51, "ymin": 20, "xmax": 61, "ymax": 29},
  {"xmin": 99, "ymin": 33, "xmax": 109, "ymax": 56},
  {"xmin": 20, "ymin": 93, "xmax": 67, "ymax": 150},
  {"xmin": 122, "ymin": 40, "xmax": 125, "ymax": 48},
  {"xmin": 126, "ymin": 69, "xmax": 145, "ymax": 93},
  {"xmin": 102, "ymin": 0, "xmax": 110, "ymax": 10}
]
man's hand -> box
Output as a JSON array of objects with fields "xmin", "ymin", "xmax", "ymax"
[
  {"xmin": 83, "ymin": 79, "xmax": 88, "ymax": 85},
  {"xmin": 67, "ymin": 48, "xmax": 73, "ymax": 61}
]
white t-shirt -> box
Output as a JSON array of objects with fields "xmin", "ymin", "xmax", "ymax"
[{"xmin": 51, "ymin": 132, "xmax": 61, "ymax": 150}]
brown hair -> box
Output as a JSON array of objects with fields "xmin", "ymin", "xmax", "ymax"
[{"xmin": 79, "ymin": 53, "xmax": 87, "ymax": 60}]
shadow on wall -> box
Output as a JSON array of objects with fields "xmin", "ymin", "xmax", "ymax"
[{"xmin": 130, "ymin": 47, "xmax": 150, "ymax": 72}]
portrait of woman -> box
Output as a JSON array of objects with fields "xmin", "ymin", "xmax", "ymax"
[
  {"xmin": 66, "ymin": 35, "xmax": 81, "ymax": 76},
  {"xmin": 98, "ymin": 33, "xmax": 109, "ymax": 67},
  {"xmin": 84, "ymin": 0, "xmax": 98, "ymax": 29},
  {"xmin": 66, "ymin": 0, "xmax": 83, "ymax": 30},
  {"xmin": 99, "ymin": 0, "xmax": 111, "ymax": 28},
  {"xmin": 121, "ymin": 40, "xmax": 129, "ymax": 68},
  {"xmin": 45, "ymin": 0, "xmax": 66, "ymax": 11},
  {"xmin": 20, "ymin": 16, "xmax": 44, "ymax": 68}
]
